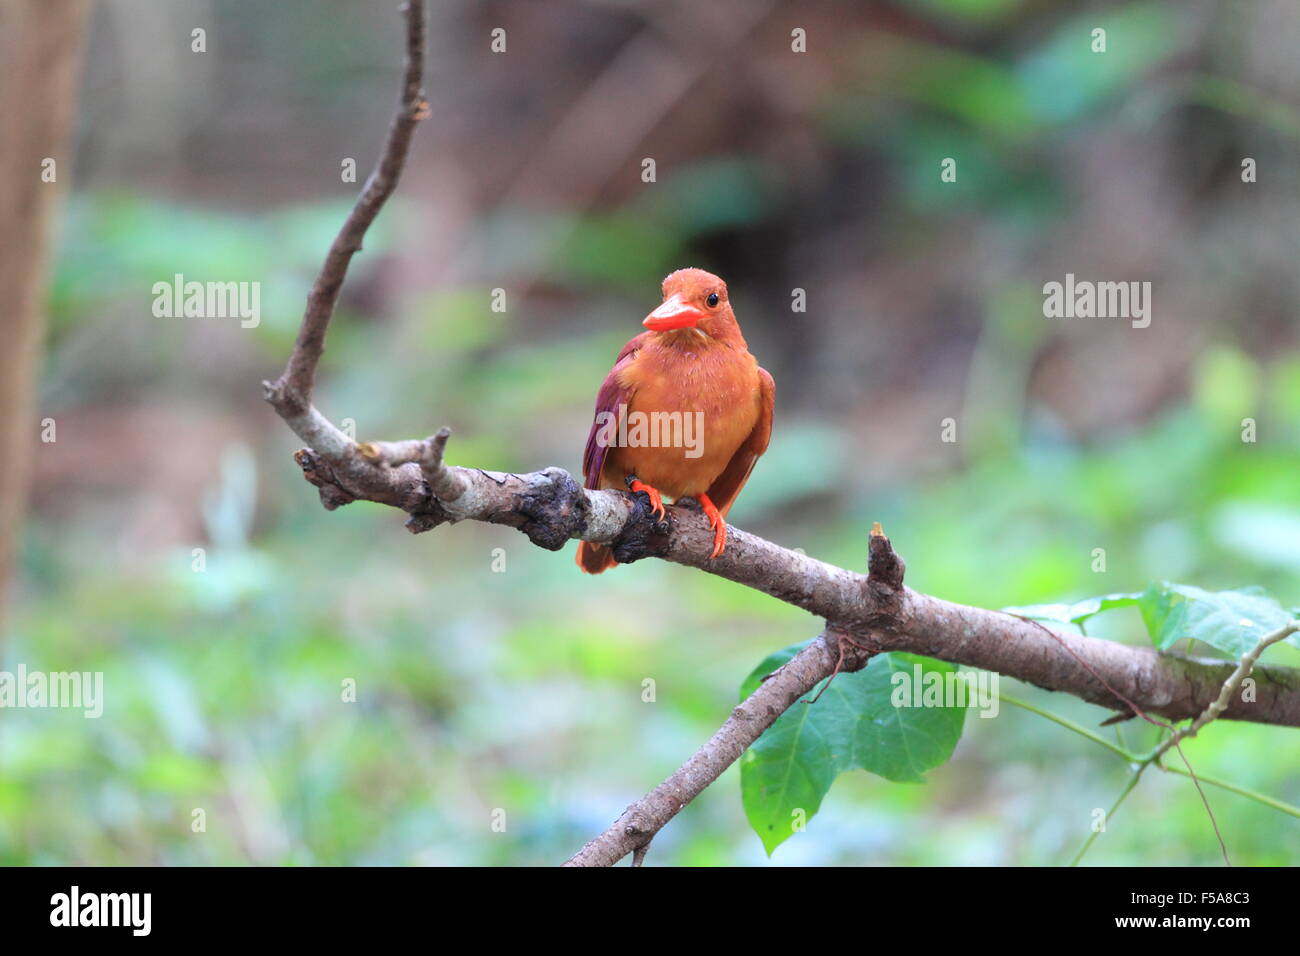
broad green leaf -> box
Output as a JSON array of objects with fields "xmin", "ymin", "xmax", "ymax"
[
  {"xmin": 999, "ymin": 602, "xmax": 1074, "ymax": 624},
  {"xmin": 1004, "ymin": 583, "xmax": 1300, "ymax": 656},
  {"xmin": 1002, "ymin": 592, "xmax": 1141, "ymax": 628},
  {"xmin": 1133, "ymin": 580, "xmax": 1181, "ymax": 643},
  {"xmin": 1134, "ymin": 582, "xmax": 1298, "ymax": 657},
  {"xmin": 740, "ymin": 689, "xmax": 837, "ymax": 855},
  {"xmin": 739, "ymin": 643, "xmax": 967, "ymax": 855},
  {"xmin": 1063, "ymin": 593, "xmax": 1144, "ymax": 626}
]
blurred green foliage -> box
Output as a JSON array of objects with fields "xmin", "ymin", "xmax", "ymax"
[
  {"xmin": 11, "ymin": 240, "xmax": 1300, "ymax": 862},
  {"xmin": 8, "ymin": 0, "xmax": 1300, "ymax": 866}
]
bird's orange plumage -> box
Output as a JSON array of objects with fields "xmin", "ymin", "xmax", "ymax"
[{"xmin": 577, "ymin": 268, "xmax": 775, "ymax": 573}]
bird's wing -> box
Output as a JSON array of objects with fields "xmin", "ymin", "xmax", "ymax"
[
  {"xmin": 582, "ymin": 333, "xmax": 649, "ymax": 489},
  {"xmin": 706, "ymin": 365, "xmax": 775, "ymax": 517}
]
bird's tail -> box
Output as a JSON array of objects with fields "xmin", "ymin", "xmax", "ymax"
[{"xmin": 576, "ymin": 541, "xmax": 618, "ymax": 574}]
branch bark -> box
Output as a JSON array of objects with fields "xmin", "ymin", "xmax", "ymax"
[
  {"xmin": 282, "ymin": 446, "xmax": 1300, "ymax": 729},
  {"xmin": 263, "ymin": 0, "xmax": 429, "ymax": 422},
  {"xmin": 265, "ymin": 0, "xmax": 1300, "ymax": 866}
]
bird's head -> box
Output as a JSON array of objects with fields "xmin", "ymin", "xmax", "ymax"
[{"xmin": 643, "ymin": 267, "xmax": 743, "ymax": 345}]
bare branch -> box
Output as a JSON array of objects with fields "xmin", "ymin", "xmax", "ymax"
[
  {"xmin": 358, "ymin": 426, "xmax": 469, "ymax": 503},
  {"xmin": 564, "ymin": 630, "xmax": 867, "ymax": 867},
  {"xmin": 263, "ymin": 0, "xmax": 428, "ymax": 421}
]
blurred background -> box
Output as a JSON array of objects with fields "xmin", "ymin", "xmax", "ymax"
[{"xmin": 4, "ymin": 0, "xmax": 1300, "ymax": 865}]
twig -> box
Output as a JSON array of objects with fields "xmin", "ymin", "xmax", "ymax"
[
  {"xmin": 1014, "ymin": 612, "xmax": 1234, "ymax": 862},
  {"xmin": 1001, "ymin": 694, "xmax": 1300, "ymax": 818},
  {"xmin": 1052, "ymin": 621, "xmax": 1298, "ymax": 866},
  {"xmin": 1154, "ymin": 621, "xmax": 1300, "ymax": 759},
  {"xmin": 1069, "ymin": 770, "xmax": 1143, "ymax": 867},
  {"xmin": 263, "ymin": 0, "xmax": 428, "ymax": 421},
  {"xmin": 563, "ymin": 631, "xmax": 864, "ymax": 867},
  {"xmin": 1159, "ymin": 764, "xmax": 1300, "ymax": 819},
  {"xmin": 1147, "ymin": 620, "xmax": 1300, "ymax": 865},
  {"xmin": 358, "ymin": 426, "xmax": 468, "ymax": 502}
]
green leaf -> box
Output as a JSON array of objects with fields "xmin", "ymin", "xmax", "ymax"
[
  {"xmin": 1004, "ymin": 583, "xmax": 1300, "ymax": 656},
  {"xmin": 739, "ymin": 643, "xmax": 967, "ymax": 855},
  {"xmin": 1134, "ymin": 582, "xmax": 1298, "ymax": 657},
  {"xmin": 1002, "ymin": 592, "xmax": 1141, "ymax": 628},
  {"xmin": 999, "ymin": 602, "xmax": 1074, "ymax": 624},
  {"xmin": 1133, "ymin": 581, "xmax": 1180, "ymax": 642}
]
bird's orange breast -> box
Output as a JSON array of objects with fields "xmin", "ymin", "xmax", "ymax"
[{"xmin": 603, "ymin": 336, "xmax": 762, "ymax": 499}]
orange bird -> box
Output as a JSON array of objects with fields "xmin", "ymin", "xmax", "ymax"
[{"xmin": 577, "ymin": 268, "xmax": 775, "ymax": 574}]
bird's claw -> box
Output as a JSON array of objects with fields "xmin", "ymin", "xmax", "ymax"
[
  {"xmin": 626, "ymin": 476, "xmax": 667, "ymax": 524},
  {"xmin": 697, "ymin": 492, "xmax": 727, "ymax": 560}
]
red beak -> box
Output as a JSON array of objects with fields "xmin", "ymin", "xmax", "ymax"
[{"xmin": 643, "ymin": 293, "xmax": 705, "ymax": 331}]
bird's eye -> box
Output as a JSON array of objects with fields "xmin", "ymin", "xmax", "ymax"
[{"xmin": 707, "ymin": 293, "xmax": 719, "ymax": 308}]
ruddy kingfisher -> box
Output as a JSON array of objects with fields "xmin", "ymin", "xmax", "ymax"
[{"xmin": 577, "ymin": 268, "xmax": 775, "ymax": 573}]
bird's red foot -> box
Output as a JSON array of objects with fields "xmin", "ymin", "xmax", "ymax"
[
  {"xmin": 697, "ymin": 492, "xmax": 726, "ymax": 559},
  {"xmin": 626, "ymin": 476, "xmax": 666, "ymax": 523}
]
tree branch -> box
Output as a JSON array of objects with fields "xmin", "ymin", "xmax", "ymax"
[
  {"xmin": 263, "ymin": 0, "xmax": 429, "ymax": 422},
  {"xmin": 281, "ymin": 445, "xmax": 1300, "ymax": 729},
  {"xmin": 265, "ymin": 0, "xmax": 1300, "ymax": 867},
  {"xmin": 564, "ymin": 629, "xmax": 871, "ymax": 867}
]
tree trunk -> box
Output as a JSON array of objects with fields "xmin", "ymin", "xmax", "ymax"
[{"xmin": 0, "ymin": 0, "xmax": 92, "ymax": 627}]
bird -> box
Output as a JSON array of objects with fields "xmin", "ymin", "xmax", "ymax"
[{"xmin": 576, "ymin": 267, "xmax": 775, "ymax": 574}]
